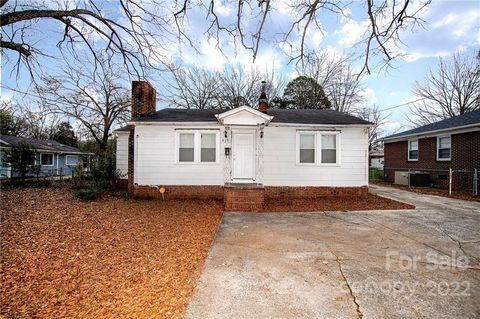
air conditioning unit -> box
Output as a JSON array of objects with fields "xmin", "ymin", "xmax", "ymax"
[
  {"xmin": 409, "ymin": 172, "xmax": 431, "ymax": 187},
  {"xmin": 394, "ymin": 171, "xmax": 431, "ymax": 187},
  {"xmin": 394, "ymin": 171, "xmax": 409, "ymax": 186}
]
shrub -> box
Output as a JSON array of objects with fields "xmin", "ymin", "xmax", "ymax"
[
  {"xmin": 4, "ymin": 142, "xmax": 36, "ymax": 182},
  {"xmin": 75, "ymin": 188, "xmax": 100, "ymax": 201},
  {"xmin": 90, "ymin": 153, "xmax": 123, "ymax": 189}
]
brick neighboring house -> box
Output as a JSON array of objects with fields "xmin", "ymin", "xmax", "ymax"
[{"xmin": 382, "ymin": 110, "xmax": 480, "ymax": 190}]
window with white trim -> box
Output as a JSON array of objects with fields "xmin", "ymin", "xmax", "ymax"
[
  {"xmin": 66, "ymin": 155, "xmax": 79, "ymax": 165},
  {"xmin": 40, "ymin": 153, "xmax": 54, "ymax": 166},
  {"xmin": 299, "ymin": 133, "xmax": 315, "ymax": 164},
  {"xmin": 179, "ymin": 133, "xmax": 195, "ymax": 162},
  {"xmin": 297, "ymin": 131, "xmax": 340, "ymax": 165},
  {"xmin": 437, "ymin": 136, "xmax": 451, "ymax": 160},
  {"xmin": 176, "ymin": 130, "xmax": 219, "ymax": 163},
  {"xmin": 408, "ymin": 140, "xmax": 418, "ymax": 161},
  {"xmin": 321, "ymin": 134, "xmax": 337, "ymax": 163},
  {"xmin": 200, "ymin": 133, "xmax": 216, "ymax": 162}
]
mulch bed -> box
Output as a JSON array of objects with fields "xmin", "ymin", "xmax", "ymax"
[
  {"xmin": 0, "ymin": 188, "xmax": 223, "ymax": 319},
  {"xmin": 264, "ymin": 193, "xmax": 414, "ymax": 212},
  {"xmin": 371, "ymin": 180, "xmax": 480, "ymax": 202}
]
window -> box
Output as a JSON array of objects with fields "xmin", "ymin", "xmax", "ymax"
[
  {"xmin": 179, "ymin": 133, "xmax": 195, "ymax": 162},
  {"xmin": 408, "ymin": 140, "xmax": 418, "ymax": 161},
  {"xmin": 201, "ymin": 133, "xmax": 216, "ymax": 162},
  {"xmin": 40, "ymin": 153, "xmax": 54, "ymax": 166},
  {"xmin": 299, "ymin": 134, "xmax": 315, "ymax": 163},
  {"xmin": 437, "ymin": 136, "xmax": 451, "ymax": 160},
  {"xmin": 321, "ymin": 134, "xmax": 337, "ymax": 163},
  {"xmin": 297, "ymin": 131, "xmax": 341, "ymax": 165},
  {"xmin": 176, "ymin": 130, "xmax": 219, "ymax": 163},
  {"xmin": 66, "ymin": 155, "xmax": 79, "ymax": 165}
]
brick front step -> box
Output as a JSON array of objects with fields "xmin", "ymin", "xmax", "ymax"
[{"xmin": 224, "ymin": 185, "xmax": 265, "ymax": 212}]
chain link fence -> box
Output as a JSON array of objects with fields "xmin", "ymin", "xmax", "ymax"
[{"xmin": 374, "ymin": 167, "xmax": 479, "ymax": 196}]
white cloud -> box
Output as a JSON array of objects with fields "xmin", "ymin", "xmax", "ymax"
[
  {"xmin": 336, "ymin": 18, "xmax": 369, "ymax": 47},
  {"xmin": 214, "ymin": 0, "xmax": 232, "ymax": 16},
  {"xmin": 360, "ymin": 88, "xmax": 378, "ymax": 105},
  {"xmin": 401, "ymin": 1, "xmax": 480, "ymax": 61},
  {"xmin": 311, "ymin": 29, "xmax": 326, "ymax": 48}
]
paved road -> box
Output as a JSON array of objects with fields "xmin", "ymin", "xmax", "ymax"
[{"xmin": 186, "ymin": 185, "xmax": 480, "ymax": 319}]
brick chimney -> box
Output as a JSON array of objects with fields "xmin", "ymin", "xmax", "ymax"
[
  {"xmin": 128, "ymin": 80, "xmax": 156, "ymax": 196},
  {"xmin": 131, "ymin": 80, "xmax": 156, "ymax": 119},
  {"xmin": 258, "ymin": 80, "xmax": 268, "ymax": 113}
]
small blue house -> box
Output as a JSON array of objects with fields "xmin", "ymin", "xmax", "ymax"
[{"xmin": 0, "ymin": 135, "xmax": 90, "ymax": 179}]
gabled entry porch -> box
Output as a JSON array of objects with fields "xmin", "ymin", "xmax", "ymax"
[{"xmin": 215, "ymin": 106, "xmax": 273, "ymax": 211}]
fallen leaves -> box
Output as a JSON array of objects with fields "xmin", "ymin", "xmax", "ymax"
[
  {"xmin": 264, "ymin": 194, "xmax": 414, "ymax": 212},
  {"xmin": 0, "ymin": 188, "xmax": 223, "ymax": 319}
]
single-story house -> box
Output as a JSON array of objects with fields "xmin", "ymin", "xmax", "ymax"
[
  {"xmin": 0, "ymin": 135, "xmax": 89, "ymax": 179},
  {"xmin": 382, "ymin": 109, "xmax": 480, "ymax": 189},
  {"xmin": 369, "ymin": 148, "xmax": 384, "ymax": 169},
  {"xmin": 115, "ymin": 81, "xmax": 372, "ymax": 211}
]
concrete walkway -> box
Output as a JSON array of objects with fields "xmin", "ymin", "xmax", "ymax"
[{"xmin": 186, "ymin": 186, "xmax": 480, "ymax": 319}]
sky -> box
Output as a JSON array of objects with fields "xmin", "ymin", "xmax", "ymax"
[{"xmin": 1, "ymin": 0, "xmax": 479, "ymax": 136}]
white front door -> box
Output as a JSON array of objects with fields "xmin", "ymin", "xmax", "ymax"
[{"xmin": 232, "ymin": 132, "xmax": 255, "ymax": 181}]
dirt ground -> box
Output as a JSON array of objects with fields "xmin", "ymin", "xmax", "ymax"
[
  {"xmin": 264, "ymin": 193, "xmax": 414, "ymax": 211},
  {"xmin": 0, "ymin": 188, "xmax": 223, "ymax": 319},
  {"xmin": 371, "ymin": 180, "xmax": 480, "ymax": 202}
]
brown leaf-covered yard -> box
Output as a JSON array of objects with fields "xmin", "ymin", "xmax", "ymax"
[
  {"xmin": 0, "ymin": 187, "xmax": 413, "ymax": 319},
  {"xmin": 0, "ymin": 188, "xmax": 223, "ymax": 319}
]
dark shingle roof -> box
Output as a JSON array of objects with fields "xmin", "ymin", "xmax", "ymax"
[
  {"xmin": 0, "ymin": 135, "xmax": 82, "ymax": 153},
  {"xmin": 384, "ymin": 109, "xmax": 480, "ymax": 140},
  {"xmin": 134, "ymin": 108, "xmax": 371, "ymax": 125}
]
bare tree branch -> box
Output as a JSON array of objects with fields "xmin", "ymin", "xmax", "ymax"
[{"xmin": 408, "ymin": 50, "xmax": 480, "ymax": 126}]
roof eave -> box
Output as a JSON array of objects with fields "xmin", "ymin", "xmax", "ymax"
[{"xmin": 382, "ymin": 123, "xmax": 480, "ymax": 143}]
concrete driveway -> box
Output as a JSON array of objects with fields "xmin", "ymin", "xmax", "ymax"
[{"xmin": 186, "ymin": 185, "xmax": 480, "ymax": 319}]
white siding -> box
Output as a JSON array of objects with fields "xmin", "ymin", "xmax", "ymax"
[
  {"xmin": 135, "ymin": 125, "xmax": 224, "ymax": 185},
  {"xmin": 116, "ymin": 133, "xmax": 129, "ymax": 176},
  {"xmin": 262, "ymin": 126, "xmax": 369, "ymax": 187},
  {"xmin": 133, "ymin": 124, "xmax": 369, "ymax": 187}
]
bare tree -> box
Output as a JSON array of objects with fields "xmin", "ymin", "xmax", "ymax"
[
  {"xmin": 1, "ymin": 0, "xmax": 431, "ymax": 80},
  {"xmin": 162, "ymin": 64, "xmax": 285, "ymax": 109},
  {"xmin": 356, "ymin": 104, "xmax": 387, "ymax": 149},
  {"xmin": 217, "ymin": 65, "xmax": 285, "ymax": 109},
  {"xmin": 301, "ymin": 50, "xmax": 365, "ymax": 113},
  {"xmin": 0, "ymin": 0, "xmax": 175, "ymax": 78},
  {"xmin": 17, "ymin": 103, "xmax": 63, "ymax": 139},
  {"xmin": 0, "ymin": 98, "xmax": 62, "ymax": 138},
  {"xmin": 162, "ymin": 64, "xmax": 221, "ymax": 109},
  {"xmin": 409, "ymin": 51, "xmax": 480, "ymax": 126},
  {"xmin": 35, "ymin": 55, "xmax": 130, "ymax": 150}
]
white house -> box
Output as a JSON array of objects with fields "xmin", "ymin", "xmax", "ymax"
[{"xmin": 115, "ymin": 81, "xmax": 372, "ymax": 211}]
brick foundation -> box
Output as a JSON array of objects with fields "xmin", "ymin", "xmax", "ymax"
[
  {"xmin": 264, "ymin": 186, "xmax": 369, "ymax": 199},
  {"xmin": 132, "ymin": 184, "xmax": 369, "ymax": 211},
  {"xmin": 133, "ymin": 185, "xmax": 224, "ymax": 200}
]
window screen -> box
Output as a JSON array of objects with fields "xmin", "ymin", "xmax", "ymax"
[
  {"xmin": 321, "ymin": 135, "xmax": 337, "ymax": 163},
  {"xmin": 179, "ymin": 133, "xmax": 195, "ymax": 162},
  {"xmin": 299, "ymin": 134, "xmax": 315, "ymax": 163},
  {"xmin": 66, "ymin": 155, "xmax": 79, "ymax": 165},
  {"xmin": 41, "ymin": 153, "xmax": 53, "ymax": 166},
  {"xmin": 438, "ymin": 136, "xmax": 451, "ymax": 159},
  {"xmin": 408, "ymin": 140, "xmax": 418, "ymax": 160},
  {"xmin": 201, "ymin": 133, "xmax": 216, "ymax": 162}
]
